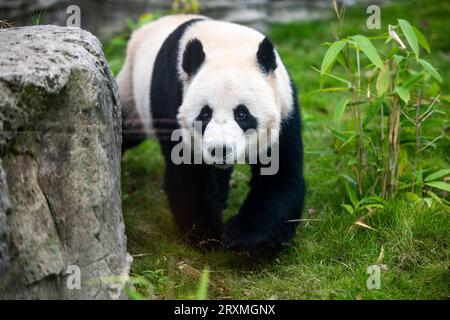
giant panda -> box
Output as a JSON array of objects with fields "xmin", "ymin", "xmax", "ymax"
[{"xmin": 117, "ymin": 14, "xmax": 305, "ymax": 253}]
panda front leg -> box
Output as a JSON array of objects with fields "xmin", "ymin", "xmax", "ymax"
[
  {"xmin": 222, "ymin": 107, "xmax": 305, "ymax": 253},
  {"xmin": 163, "ymin": 160, "xmax": 228, "ymax": 246}
]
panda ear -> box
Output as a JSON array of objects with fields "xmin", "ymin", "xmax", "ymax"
[
  {"xmin": 182, "ymin": 38, "xmax": 205, "ymax": 76},
  {"xmin": 257, "ymin": 37, "xmax": 277, "ymax": 74}
]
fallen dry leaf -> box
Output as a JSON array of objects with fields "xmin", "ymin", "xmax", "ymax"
[
  {"xmin": 376, "ymin": 246, "xmax": 385, "ymax": 265},
  {"xmin": 177, "ymin": 261, "xmax": 201, "ymax": 279},
  {"xmin": 354, "ymin": 220, "xmax": 375, "ymax": 230}
]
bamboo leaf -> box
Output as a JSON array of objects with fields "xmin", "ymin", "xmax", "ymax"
[
  {"xmin": 425, "ymin": 169, "xmax": 450, "ymax": 182},
  {"xmin": 334, "ymin": 98, "xmax": 352, "ymax": 123},
  {"xmin": 412, "ymin": 26, "xmax": 431, "ymax": 53},
  {"xmin": 336, "ymin": 52, "xmax": 348, "ymax": 69},
  {"xmin": 321, "ymin": 40, "xmax": 347, "ymax": 76},
  {"xmin": 347, "ymin": 158, "xmax": 358, "ymax": 166},
  {"xmin": 361, "ymin": 195, "xmax": 385, "ymax": 203},
  {"xmin": 418, "ymin": 59, "xmax": 442, "ymax": 83},
  {"xmin": 403, "ymin": 72, "xmax": 424, "ymax": 88},
  {"xmin": 338, "ymin": 133, "xmax": 358, "ymax": 150},
  {"xmin": 376, "ymin": 65, "xmax": 389, "ymax": 96},
  {"xmin": 341, "ymin": 204, "xmax": 354, "ymax": 214},
  {"xmin": 395, "ymin": 86, "xmax": 410, "ymax": 104},
  {"xmin": 345, "ymin": 182, "xmax": 359, "ymax": 207},
  {"xmin": 398, "ymin": 19, "xmax": 419, "ymax": 57},
  {"xmin": 426, "ymin": 190, "xmax": 443, "ymax": 204},
  {"xmin": 423, "ymin": 198, "xmax": 433, "ymax": 208},
  {"xmin": 329, "ymin": 128, "xmax": 348, "ymax": 141},
  {"xmin": 318, "ymin": 87, "xmax": 350, "ymax": 93},
  {"xmin": 351, "ymin": 35, "xmax": 384, "ymax": 69},
  {"xmin": 341, "ymin": 174, "xmax": 357, "ymax": 187},
  {"xmin": 393, "ymin": 54, "xmax": 404, "ymax": 65},
  {"xmin": 416, "ymin": 166, "xmax": 423, "ymax": 185},
  {"xmin": 363, "ymin": 98, "xmax": 382, "ymax": 128},
  {"xmin": 361, "ymin": 204, "xmax": 384, "ymax": 210},
  {"xmin": 311, "ymin": 66, "xmax": 352, "ymax": 87},
  {"xmin": 425, "ymin": 181, "xmax": 450, "ymax": 192}
]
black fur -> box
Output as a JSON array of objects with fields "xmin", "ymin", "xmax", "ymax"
[
  {"xmin": 150, "ymin": 19, "xmax": 304, "ymax": 253},
  {"xmin": 151, "ymin": 19, "xmax": 205, "ymax": 141},
  {"xmin": 121, "ymin": 106, "xmax": 146, "ymax": 154},
  {"xmin": 151, "ymin": 18, "xmax": 226, "ymax": 243},
  {"xmin": 257, "ymin": 37, "xmax": 277, "ymax": 74},
  {"xmin": 182, "ymin": 38, "xmax": 206, "ymax": 76},
  {"xmin": 233, "ymin": 104, "xmax": 258, "ymax": 131},
  {"xmin": 195, "ymin": 105, "xmax": 213, "ymax": 135},
  {"xmin": 222, "ymin": 82, "xmax": 304, "ymax": 252}
]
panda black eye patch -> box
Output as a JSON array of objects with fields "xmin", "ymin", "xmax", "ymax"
[
  {"xmin": 233, "ymin": 105, "xmax": 257, "ymax": 132},
  {"xmin": 194, "ymin": 105, "xmax": 213, "ymax": 134}
]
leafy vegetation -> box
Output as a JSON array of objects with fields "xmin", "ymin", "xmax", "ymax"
[
  {"xmin": 31, "ymin": 10, "xmax": 44, "ymax": 26},
  {"xmin": 110, "ymin": 0, "xmax": 449, "ymax": 299},
  {"xmin": 321, "ymin": 1, "xmax": 448, "ymax": 210}
]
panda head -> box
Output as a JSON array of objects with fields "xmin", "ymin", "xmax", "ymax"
[{"xmin": 177, "ymin": 37, "xmax": 288, "ymax": 166}]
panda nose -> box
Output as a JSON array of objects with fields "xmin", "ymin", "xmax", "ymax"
[{"xmin": 208, "ymin": 144, "xmax": 233, "ymax": 158}]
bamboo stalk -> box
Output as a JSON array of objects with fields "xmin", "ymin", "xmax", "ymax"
[{"xmin": 413, "ymin": 89, "xmax": 422, "ymax": 194}]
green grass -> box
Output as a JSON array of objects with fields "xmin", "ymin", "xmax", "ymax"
[{"xmin": 118, "ymin": 1, "xmax": 449, "ymax": 299}]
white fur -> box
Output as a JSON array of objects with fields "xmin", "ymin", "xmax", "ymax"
[
  {"xmin": 178, "ymin": 66, "xmax": 280, "ymax": 164},
  {"xmin": 177, "ymin": 20, "xmax": 293, "ymax": 118},
  {"xmin": 117, "ymin": 15, "xmax": 294, "ymax": 162},
  {"xmin": 117, "ymin": 14, "xmax": 205, "ymax": 134}
]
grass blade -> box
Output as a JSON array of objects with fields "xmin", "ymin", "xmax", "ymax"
[{"xmin": 195, "ymin": 269, "xmax": 209, "ymax": 300}]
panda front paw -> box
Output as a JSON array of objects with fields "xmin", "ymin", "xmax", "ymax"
[{"xmin": 221, "ymin": 216, "xmax": 285, "ymax": 254}]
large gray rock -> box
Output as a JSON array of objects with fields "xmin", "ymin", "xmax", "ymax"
[{"xmin": 0, "ymin": 26, "xmax": 129, "ymax": 299}]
